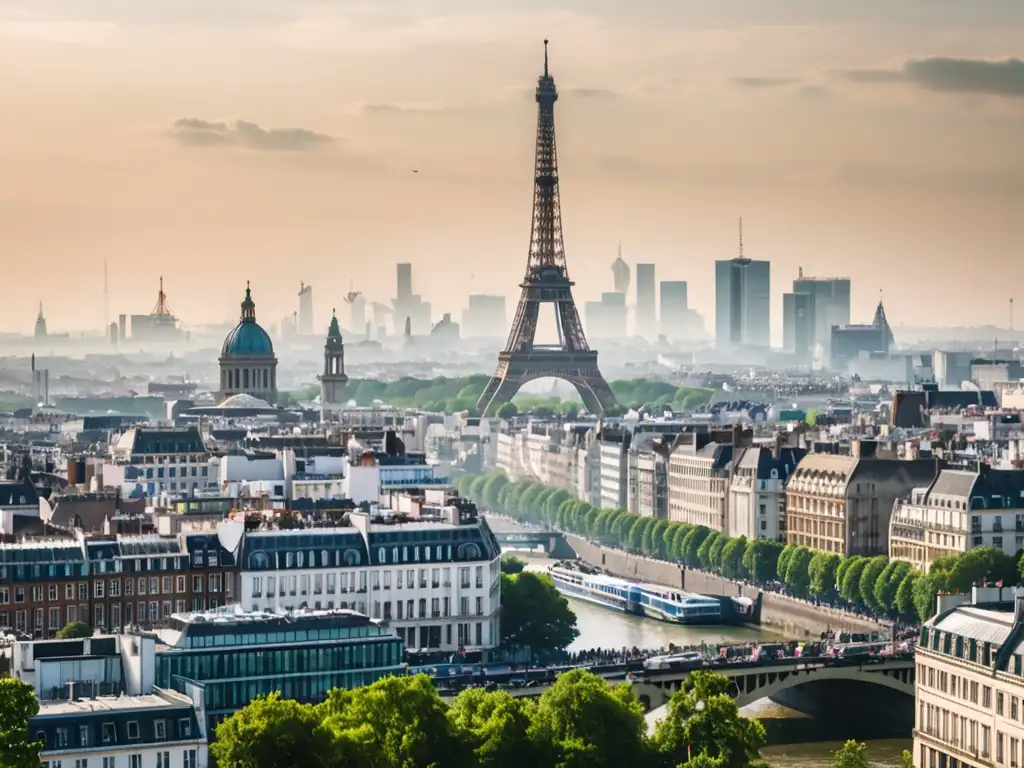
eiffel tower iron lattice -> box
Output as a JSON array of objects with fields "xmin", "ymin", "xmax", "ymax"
[{"xmin": 477, "ymin": 41, "xmax": 617, "ymax": 417}]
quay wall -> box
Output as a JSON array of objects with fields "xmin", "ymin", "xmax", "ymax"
[{"xmin": 564, "ymin": 534, "xmax": 881, "ymax": 638}]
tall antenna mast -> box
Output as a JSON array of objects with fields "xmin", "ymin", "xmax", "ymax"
[
  {"xmin": 543, "ymin": 38, "xmax": 549, "ymax": 76},
  {"xmin": 1011, "ymin": 297, "xmax": 1015, "ymax": 333},
  {"xmin": 738, "ymin": 217, "xmax": 744, "ymax": 258},
  {"xmin": 103, "ymin": 259, "xmax": 109, "ymax": 331}
]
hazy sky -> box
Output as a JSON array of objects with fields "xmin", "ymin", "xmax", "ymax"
[{"xmin": 2, "ymin": 0, "xmax": 1023, "ymax": 338}]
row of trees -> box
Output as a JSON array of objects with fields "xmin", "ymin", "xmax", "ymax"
[
  {"xmin": 212, "ymin": 669, "xmax": 768, "ymax": 768},
  {"xmin": 461, "ymin": 471, "xmax": 1024, "ymax": 623},
  {"xmin": 282, "ymin": 376, "xmax": 715, "ymax": 416}
]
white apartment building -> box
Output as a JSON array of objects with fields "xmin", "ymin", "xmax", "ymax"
[
  {"xmin": 596, "ymin": 429, "xmax": 630, "ymax": 510},
  {"xmin": 891, "ymin": 468, "xmax": 1024, "ymax": 573},
  {"xmin": 224, "ymin": 508, "xmax": 502, "ymax": 654},
  {"xmin": 104, "ymin": 427, "xmax": 216, "ymax": 499},
  {"xmin": 915, "ymin": 587, "xmax": 1024, "ymax": 768},
  {"xmin": 34, "ymin": 690, "xmax": 208, "ymax": 768},
  {"xmin": 727, "ymin": 446, "xmax": 803, "ymax": 542},
  {"xmin": 667, "ymin": 438, "xmax": 733, "ymax": 531}
]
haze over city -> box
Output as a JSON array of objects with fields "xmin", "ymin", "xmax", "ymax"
[{"xmin": 2, "ymin": 0, "xmax": 1023, "ymax": 335}]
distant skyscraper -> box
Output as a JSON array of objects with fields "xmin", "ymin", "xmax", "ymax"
[
  {"xmin": 585, "ymin": 292, "xmax": 627, "ymax": 339},
  {"xmin": 392, "ymin": 263, "xmax": 431, "ymax": 335},
  {"xmin": 714, "ymin": 219, "xmax": 770, "ymax": 349},
  {"xmin": 659, "ymin": 281, "xmax": 690, "ymax": 340},
  {"xmin": 788, "ymin": 272, "xmax": 850, "ymax": 360},
  {"xmin": 462, "ymin": 295, "xmax": 507, "ymax": 339},
  {"xmin": 611, "ymin": 243, "xmax": 630, "ymax": 294},
  {"xmin": 396, "ymin": 263, "xmax": 412, "ymax": 300},
  {"xmin": 782, "ymin": 291, "xmax": 812, "ymax": 357},
  {"xmin": 636, "ymin": 263, "xmax": 656, "ymax": 339},
  {"xmin": 34, "ymin": 302, "xmax": 47, "ymax": 339},
  {"xmin": 298, "ymin": 281, "xmax": 314, "ymax": 335}
]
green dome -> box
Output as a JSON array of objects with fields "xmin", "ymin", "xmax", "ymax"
[{"xmin": 221, "ymin": 282, "xmax": 275, "ymax": 358}]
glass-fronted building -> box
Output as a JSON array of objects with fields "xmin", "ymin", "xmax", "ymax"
[{"xmin": 154, "ymin": 609, "xmax": 403, "ymax": 729}]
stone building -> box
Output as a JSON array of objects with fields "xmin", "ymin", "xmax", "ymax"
[{"xmin": 219, "ymin": 282, "xmax": 278, "ymax": 404}]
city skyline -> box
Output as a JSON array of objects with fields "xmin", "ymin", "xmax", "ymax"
[{"xmin": 2, "ymin": 1, "xmax": 1023, "ymax": 335}]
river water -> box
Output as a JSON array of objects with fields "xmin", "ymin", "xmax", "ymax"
[{"xmin": 517, "ymin": 552, "xmax": 912, "ymax": 765}]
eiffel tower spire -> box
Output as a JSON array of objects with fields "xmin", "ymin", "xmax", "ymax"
[{"xmin": 477, "ymin": 41, "xmax": 616, "ymax": 417}]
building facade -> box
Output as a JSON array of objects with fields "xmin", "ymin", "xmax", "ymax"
[
  {"xmin": 667, "ymin": 437, "xmax": 733, "ymax": 531},
  {"xmin": 229, "ymin": 511, "xmax": 502, "ymax": 655},
  {"xmin": 786, "ymin": 444, "xmax": 939, "ymax": 556},
  {"xmin": 715, "ymin": 257, "xmax": 770, "ymax": 349},
  {"xmin": 890, "ymin": 468, "xmax": 1024, "ymax": 573},
  {"xmin": 915, "ymin": 587, "xmax": 1024, "ymax": 768}
]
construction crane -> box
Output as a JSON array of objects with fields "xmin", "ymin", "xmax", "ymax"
[{"xmin": 344, "ymin": 291, "xmax": 362, "ymax": 305}]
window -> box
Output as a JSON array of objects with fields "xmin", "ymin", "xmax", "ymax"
[
  {"xmin": 156, "ymin": 753, "xmax": 170, "ymax": 768},
  {"xmin": 179, "ymin": 718, "xmax": 191, "ymax": 737},
  {"xmin": 476, "ymin": 596, "xmax": 483, "ymax": 616},
  {"xmin": 176, "ymin": 576, "xmax": 186, "ymax": 593},
  {"xmin": 103, "ymin": 758, "xmax": 116, "ymax": 768},
  {"xmin": 129, "ymin": 756, "xmax": 142, "ymax": 768},
  {"xmin": 56, "ymin": 728, "xmax": 69, "ymax": 747},
  {"xmin": 48, "ymin": 584, "xmax": 57, "ymax": 601},
  {"xmin": 252, "ymin": 577, "xmax": 263, "ymax": 598},
  {"xmin": 1014, "ymin": 697, "xmax": 1020, "ymax": 721},
  {"xmin": 102, "ymin": 723, "xmax": 116, "ymax": 744},
  {"xmin": 79, "ymin": 724, "xmax": 90, "ymax": 747},
  {"xmin": 184, "ymin": 751, "xmax": 198, "ymax": 768},
  {"xmin": 75, "ymin": 760, "xmax": 88, "ymax": 768},
  {"xmin": 192, "ymin": 576, "xmax": 204, "ymax": 593},
  {"xmin": 155, "ymin": 720, "xmax": 167, "ymax": 740},
  {"xmin": 984, "ymin": 686, "xmax": 992, "ymax": 708},
  {"xmin": 109, "ymin": 579, "xmax": 120, "ymax": 598}
]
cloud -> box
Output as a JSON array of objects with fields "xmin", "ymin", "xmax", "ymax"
[
  {"xmin": 840, "ymin": 57, "xmax": 1024, "ymax": 97},
  {"xmin": 358, "ymin": 102, "xmax": 447, "ymax": 114},
  {"xmin": 905, "ymin": 57, "xmax": 1024, "ymax": 97},
  {"xmin": 730, "ymin": 77, "xmax": 798, "ymax": 89},
  {"xmin": 840, "ymin": 68, "xmax": 907, "ymax": 83},
  {"xmin": 169, "ymin": 118, "xmax": 334, "ymax": 150},
  {"xmin": 563, "ymin": 87, "xmax": 620, "ymax": 100}
]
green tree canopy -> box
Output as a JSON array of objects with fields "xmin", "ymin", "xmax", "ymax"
[
  {"xmin": 500, "ymin": 572, "xmax": 578, "ymax": 655},
  {"xmin": 56, "ymin": 621, "xmax": 92, "ymax": 639},
  {"xmin": 500, "ymin": 556, "xmax": 526, "ymax": 575},
  {"xmin": 652, "ymin": 670, "xmax": 767, "ymax": 768},
  {"xmin": 211, "ymin": 693, "xmax": 334, "ymax": 768},
  {"xmin": 531, "ymin": 669, "xmax": 649, "ymax": 768},
  {"xmin": 447, "ymin": 689, "xmax": 542, "ymax": 768},
  {"xmin": 0, "ymin": 678, "xmax": 41, "ymax": 768},
  {"xmin": 832, "ymin": 740, "xmax": 872, "ymax": 768}
]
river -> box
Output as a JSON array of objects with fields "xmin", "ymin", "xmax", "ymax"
[{"xmin": 517, "ymin": 552, "xmax": 912, "ymax": 765}]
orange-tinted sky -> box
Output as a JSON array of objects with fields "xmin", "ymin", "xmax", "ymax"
[{"xmin": 1, "ymin": 1, "xmax": 1023, "ymax": 339}]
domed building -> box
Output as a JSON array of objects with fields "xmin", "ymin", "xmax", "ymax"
[{"xmin": 219, "ymin": 282, "xmax": 278, "ymax": 404}]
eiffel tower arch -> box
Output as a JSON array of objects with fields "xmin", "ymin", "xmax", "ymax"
[{"xmin": 477, "ymin": 41, "xmax": 617, "ymax": 417}]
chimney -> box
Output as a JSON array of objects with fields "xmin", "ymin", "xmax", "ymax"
[{"xmin": 67, "ymin": 681, "xmax": 78, "ymax": 701}]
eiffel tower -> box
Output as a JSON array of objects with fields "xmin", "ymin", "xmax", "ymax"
[{"xmin": 477, "ymin": 42, "xmax": 617, "ymax": 417}]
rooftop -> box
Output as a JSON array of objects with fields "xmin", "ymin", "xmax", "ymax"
[{"xmin": 35, "ymin": 691, "xmax": 191, "ymax": 717}]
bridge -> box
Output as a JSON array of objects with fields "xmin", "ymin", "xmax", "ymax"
[
  {"xmin": 494, "ymin": 530, "xmax": 577, "ymax": 559},
  {"xmin": 439, "ymin": 656, "xmax": 915, "ymax": 716}
]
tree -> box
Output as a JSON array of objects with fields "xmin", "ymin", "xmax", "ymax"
[
  {"xmin": 531, "ymin": 669, "xmax": 650, "ymax": 768},
  {"xmin": 211, "ymin": 693, "xmax": 334, "ymax": 768},
  {"xmin": 946, "ymin": 547, "xmax": 1017, "ymax": 592},
  {"xmin": 0, "ymin": 678, "xmax": 41, "ymax": 768},
  {"xmin": 895, "ymin": 570, "xmax": 920, "ymax": 621},
  {"xmin": 698, "ymin": 532, "xmax": 722, "ymax": 569},
  {"xmin": 482, "ymin": 473, "xmax": 510, "ymax": 511},
  {"xmin": 496, "ymin": 402, "xmax": 518, "ymax": 419},
  {"xmin": 500, "ymin": 572, "xmax": 579, "ymax": 655},
  {"xmin": 652, "ymin": 670, "xmax": 766, "ymax": 768},
  {"xmin": 543, "ymin": 490, "xmax": 571, "ymax": 524},
  {"xmin": 721, "ymin": 537, "xmax": 748, "ymax": 580},
  {"xmin": 776, "ymin": 543, "xmax": 798, "ymax": 582},
  {"xmin": 807, "ymin": 552, "xmax": 840, "ymax": 601},
  {"xmin": 683, "ymin": 527, "xmax": 711, "ymax": 567},
  {"xmin": 839, "ymin": 557, "xmax": 868, "ymax": 604},
  {"xmin": 873, "ymin": 561, "xmax": 912, "ymax": 615},
  {"xmin": 832, "ymin": 740, "xmax": 872, "ymax": 768},
  {"xmin": 500, "ymin": 556, "xmax": 526, "ymax": 575},
  {"xmin": 319, "ymin": 675, "xmax": 471, "ymax": 768},
  {"xmin": 649, "ymin": 520, "xmax": 669, "ymax": 557},
  {"xmin": 710, "ymin": 535, "xmax": 730, "ymax": 572},
  {"xmin": 914, "ymin": 568, "xmax": 950, "ymax": 622},
  {"xmin": 784, "ymin": 547, "xmax": 813, "ymax": 597},
  {"xmin": 858, "ymin": 556, "xmax": 889, "ymax": 611},
  {"xmin": 56, "ymin": 621, "xmax": 92, "ymax": 639},
  {"xmin": 743, "ymin": 540, "xmax": 782, "ymax": 585},
  {"xmin": 447, "ymin": 689, "xmax": 542, "ymax": 768}
]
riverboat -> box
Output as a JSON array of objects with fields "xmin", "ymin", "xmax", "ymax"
[{"xmin": 548, "ymin": 563, "xmax": 757, "ymax": 626}]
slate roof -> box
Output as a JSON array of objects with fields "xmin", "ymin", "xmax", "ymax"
[
  {"xmin": 32, "ymin": 693, "xmax": 201, "ymax": 754},
  {"xmin": 115, "ymin": 427, "xmax": 205, "ymax": 455},
  {"xmin": 0, "ymin": 480, "xmax": 39, "ymax": 506},
  {"xmin": 927, "ymin": 468, "xmax": 1024, "ymax": 510}
]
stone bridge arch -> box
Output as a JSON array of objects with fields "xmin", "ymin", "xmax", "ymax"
[{"xmin": 634, "ymin": 662, "xmax": 915, "ymax": 713}]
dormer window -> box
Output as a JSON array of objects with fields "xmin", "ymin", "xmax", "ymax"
[
  {"xmin": 155, "ymin": 720, "xmax": 167, "ymax": 740},
  {"xmin": 102, "ymin": 723, "xmax": 116, "ymax": 744},
  {"xmin": 126, "ymin": 722, "xmax": 139, "ymax": 740}
]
